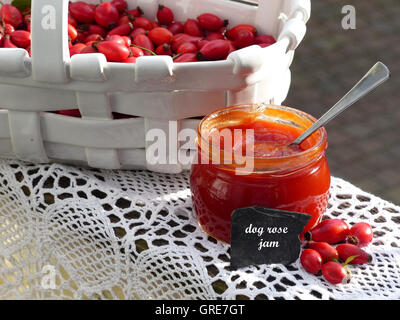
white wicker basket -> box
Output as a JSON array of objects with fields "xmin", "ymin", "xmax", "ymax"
[{"xmin": 0, "ymin": 0, "xmax": 310, "ymax": 173}]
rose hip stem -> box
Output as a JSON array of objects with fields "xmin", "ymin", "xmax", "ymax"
[
  {"xmin": 130, "ymin": 44, "xmax": 156, "ymax": 56},
  {"xmin": 172, "ymin": 52, "xmax": 183, "ymax": 60}
]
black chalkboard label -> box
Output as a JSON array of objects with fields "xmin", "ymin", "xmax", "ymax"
[{"xmin": 230, "ymin": 206, "xmax": 311, "ymax": 270}]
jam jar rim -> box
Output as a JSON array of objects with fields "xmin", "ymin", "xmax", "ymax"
[{"xmin": 196, "ymin": 104, "xmax": 329, "ymax": 174}]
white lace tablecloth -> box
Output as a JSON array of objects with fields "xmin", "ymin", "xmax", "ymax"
[{"xmin": 0, "ymin": 159, "xmax": 399, "ymax": 300}]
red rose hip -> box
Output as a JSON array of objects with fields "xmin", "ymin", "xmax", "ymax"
[
  {"xmin": 2, "ymin": 35, "xmax": 17, "ymax": 48},
  {"xmin": 174, "ymin": 52, "xmax": 198, "ymax": 63},
  {"xmin": 10, "ymin": 30, "xmax": 31, "ymax": 48},
  {"xmin": 94, "ymin": 3, "xmax": 120, "ymax": 28},
  {"xmin": 132, "ymin": 34, "xmax": 155, "ymax": 55},
  {"xmin": 3, "ymin": 23, "xmax": 15, "ymax": 35},
  {"xmin": 69, "ymin": 43, "xmax": 86, "ymax": 56},
  {"xmin": 336, "ymin": 244, "xmax": 372, "ymax": 264},
  {"xmin": 155, "ymin": 44, "xmax": 172, "ymax": 55},
  {"xmin": 346, "ymin": 222, "xmax": 373, "ymax": 247},
  {"xmin": 76, "ymin": 31, "xmax": 89, "ymax": 43},
  {"xmin": 69, "ymin": 1, "xmax": 95, "ymax": 24},
  {"xmin": 177, "ymin": 42, "xmax": 197, "ymax": 54},
  {"xmin": 107, "ymin": 23, "xmax": 134, "ymax": 37},
  {"xmin": 106, "ymin": 35, "xmax": 126, "ymax": 46},
  {"xmin": 184, "ymin": 19, "xmax": 204, "ymax": 37},
  {"xmin": 152, "ymin": 21, "xmax": 160, "ymax": 29},
  {"xmin": 24, "ymin": 14, "xmax": 31, "ymax": 31},
  {"xmin": 81, "ymin": 45, "xmax": 98, "ymax": 54},
  {"xmin": 226, "ymin": 24, "xmax": 257, "ymax": 40},
  {"xmin": 0, "ymin": 4, "xmax": 24, "ymax": 28},
  {"xmin": 122, "ymin": 36, "xmax": 132, "ymax": 47},
  {"xmin": 130, "ymin": 28, "xmax": 147, "ymax": 39},
  {"xmin": 300, "ymin": 249, "xmax": 323, "ymax": 275},
  {"xmin": 197, "ymin": 39, "xmax": 232, "ymax": 61},
  {"xmin": 304, "ymin": 219, "xmax": 350, "ymax": 244},
  {"xmin": 111, "ymin": 0, "xmax": 128, "ymax": 14},
  {"xmin": 233, "ymin": 29, "xmax": 255, "ymax": 49},
  {"xmin": 197, "ymin": 39, "xmax": 210, "ymax": 50},
  {"xmin": 205, "ymin": 32, "xmax": 225, "ymax": 41},
  {"xmin": 255, "ymin": 34, "xmax": 276, "ymax": 45},
  {"xmin": 322, "ymin": 261, "xmax": 351, "ymax": 284},
  {"xmin": 68, "ymin": 14, "xmax": 77, "ymax": 27},
  {"xmin": 68, "ymin": 24, "xmax": 78, "ymax": 42},
  {"xmin": 171, "ymin": 33, "xmax": 202, "ymax": 52},
  {"xmin": 118, "ymin": 15, "xmax": 133, "ymax": 26},
  {"xmin": 133, "ymin": 17, "xmax": 153, "ymax": 31},
  {"xmin": 86, "ymin": 24, "xmax": 107, "ymax": 38},
  {"xmin": 95, "ymin": 41, "xmax": 130, "ymax": 62},
  {"xmin": 130, "ymin": 46, "xmax": 144, "ymax": 58},
  {"xmin": 148, "ymin": 27, "xmax": 173, "ymax": 45},
  {"xmin": 197, "ymin": 13, "xmax": 227, "ymax": 32},
  {"xmin": 85, "ymin": 34, "xmax": 104, "ymax": 43},
  {"xmin": 127, "ymin": 7, "xmax": 144, "ymax": 18},
  {"xmin": 307, "ymin": 242, "xmax": 339, "ymax": 262},
  {"xmin": 168, "ymin": 22, "xmax": 184, "ymax": 35},
  {"xmin": 157, "ymin": 5, "xmax": 174, "ymax": 26}
]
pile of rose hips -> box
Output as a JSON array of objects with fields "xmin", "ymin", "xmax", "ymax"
[
  {"xmin": 300, "ymin": 219, "xmax": 374, "ymax": 285},
  {"xmin": 0, "ymin": 2, "xmax": 31, "ymax": 52},
  {"xmin": 0, "ymin": 1, "xmax": 276, "ymax": 63}
]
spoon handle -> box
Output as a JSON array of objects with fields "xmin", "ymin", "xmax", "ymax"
[{"xmin": 291, "ymin": 62, "xmax": 390, "ymax": 146}]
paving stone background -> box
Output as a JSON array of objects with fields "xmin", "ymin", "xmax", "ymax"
[
  {"xmin": 282, "ymin": 0, "xmax": 400, "ymax": 204},
  {"xmin": 238, "ymin": 0, "xmax": 398, "ymax": 204}
]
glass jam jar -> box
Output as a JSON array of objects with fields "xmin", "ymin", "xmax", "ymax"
[{"xmin": 190, "ymin": 104, "xmax": 331, "ymax": 243}]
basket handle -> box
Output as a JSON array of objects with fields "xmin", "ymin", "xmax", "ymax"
[
  {"xmin": 278, "ymin": 0, "xmax": 310, "ymax": 53},
  {"xmin": 30, "ymin": 0, "xmax": 70, "ymax": 83}
]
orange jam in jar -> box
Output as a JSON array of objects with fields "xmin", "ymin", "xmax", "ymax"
[{"xmin": 190, "ymin": 104, "xmax": 331, "ymax": 243}]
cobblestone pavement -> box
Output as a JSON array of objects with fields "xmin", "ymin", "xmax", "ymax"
[{"xmin": 283, "ymin": 0, "xmax": 400, "ymax": 204}]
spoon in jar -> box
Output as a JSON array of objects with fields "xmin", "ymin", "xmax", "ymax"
[{"xmin": 289, "ymin": 62, "xmax": 390, "ymax": 146}]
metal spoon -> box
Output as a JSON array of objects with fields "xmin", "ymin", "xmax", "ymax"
[{"xmin": 290, "ymin": 62, "xmax": 390, "ymax": 146}]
